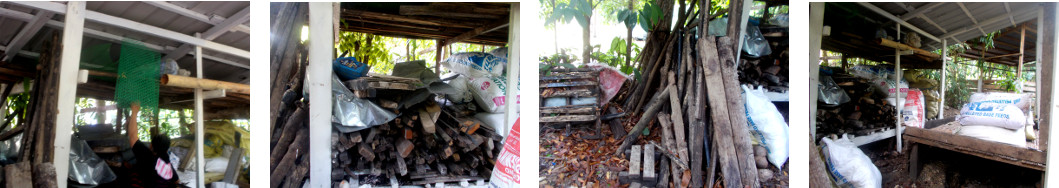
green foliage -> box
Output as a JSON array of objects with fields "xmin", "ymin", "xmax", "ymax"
[
  {"xmin": 336, "ymin": 31, "xmax": 397, "ymax": 74},
  {"xmin": 638, "ymin": 0, "xmax": 663, "ymax": 32},
  {"xmin": 589, "ymin": 37, "xmax": 641, "ymax": 75}
]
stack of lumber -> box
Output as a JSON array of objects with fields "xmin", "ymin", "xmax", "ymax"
[
  {"xmin": 614, "ymin": 0, "xmax": 766, "ymax": 187},
  {"xmin": 815, "ymin": 72, "xmax": 897, "ymax": 140}
]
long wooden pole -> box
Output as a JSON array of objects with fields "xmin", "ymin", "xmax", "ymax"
[{"xmin": 161, "ymin": 74, "xmax": 251, "ymax": 94}]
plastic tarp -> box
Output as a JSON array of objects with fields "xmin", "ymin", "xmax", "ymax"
[
  {"xmin": 69, "ymin": 136, "xmax": 117, "ymax": 185},
  {"xmin": 589, "ymin": 64, "xmax": 630, "ymax": 104},
  {"xmin": 392, "ymin": 60, "xmax": 440, "ymax": 85},
  {"xmin": 818, "ymin": 75, "xmax": 850, "ymax": 105},
  {"xmin": 332, "ymin": 75, "xmax": 397, "ymax": 132}
]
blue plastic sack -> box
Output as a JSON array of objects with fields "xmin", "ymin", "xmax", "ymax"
[{"xmin": 333, "ymin": 57, "xmax": 369, "ymax": 81}]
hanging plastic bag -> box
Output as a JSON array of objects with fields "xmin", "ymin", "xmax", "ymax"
[
  {"xmin": 332, "ymin": 75, "xmax": 397, "ymax": 131},
  {"xmin": 743, "ymin": 25, "xmax": 772, "ymax": 58},
  {"xmin": 69, "ymin": 136, "xmax": 117, "ymax": 185},
  {"xmin": 818, "ymin": 76, "xmax": 851, "ymax": 105},
  {"xmin": 743, "ymin": 85, "xmax": 789, "ymax": 167},
  {"xmin": 821, "ymin": 135, "xmax": 882, "ymax": 188}
]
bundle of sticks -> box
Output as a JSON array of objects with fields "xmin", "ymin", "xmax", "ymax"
[{"xmin": 615, "ymin": 0, "xmax": 767, "ymax": 187}]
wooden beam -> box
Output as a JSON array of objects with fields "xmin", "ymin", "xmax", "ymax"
[
  {"xmin": 399, "ymin": 5, "xmax": 504, "ymax": 19},
  {"xmin": 904, "ymin": 127, "xmax": 1045, "ymax": 170},
  {"xmin": 3, "ymin": 11, "xmax": 54, "ymax": 61},
  {"xmin": 442, "ymin": 20, "xmax": 509, "ymax": 46}
]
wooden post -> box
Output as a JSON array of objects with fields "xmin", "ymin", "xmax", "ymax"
[
  {"xmin": 308, "ymin": 2, "xmax": 335, "ymax": 187},
  {"xmin": 194, "ymin": 32, "xmax": 206, "ymax": 188},
  {"xmin": 941, "ymin": 40, "xmax": 947, "ymax": 118},
  {"xmin": 504, "ymin": 3, "xmax": 520, "ymax": 132},
  {"xmin": 53, "ymin": 2, "xmax": 86, "ymax": 187},
  {"xmin": 1019, "ymin": 24, "xmax": 1026, "ymax": 93},
  {"xmin": 1042, "ymin": 5, "xmax": 1054, "ymax": 154},
  {"xmin": 436, "ymin": 39, "xmax": 443, "ymax": 77},
  {"xmin": 810, "ymin": 2, "xmax": 825, "ymax": 139}
]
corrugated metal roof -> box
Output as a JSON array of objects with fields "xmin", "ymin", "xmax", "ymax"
[
  {"xmin": 867, "ymin": 2, "xmax": 1040, "ymax": 52},
  {"xmin": 0, "ymin": 1, "xmax": 249, "ymax": 83}
]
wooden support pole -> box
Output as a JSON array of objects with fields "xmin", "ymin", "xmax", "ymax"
[
  {"xmin": 53, "ymin": 2, "xmax": 86, "ymax": 187},
  {"xmin": 436, "ymin": 39, "xmax": 443, "ymax": 77},
  {"xmin": 194, "ymin": 32, "xmax": 206, "ymax": 188},
  {"xmin": 1019, "ymin": 24, "xmax": 1026, "ymax": 93},
  {"xmin": 308, "ymin": 2, "xmax": 335, "ymax": 187}
]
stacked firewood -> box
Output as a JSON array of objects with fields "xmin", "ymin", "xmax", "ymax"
[
  {"xmin": 329, "ymin": 101, "xmax": 502, "ymax": 186},
  {"xmin": 815, "ymin": 73, "xmax": 897, "ymax": 139},
  {"xmin": 2, "ymin": 31, "xmax": 62, "ymax": 188},
  {"xmin": 615, "ymin": 0, "xmax": 766, "ymax": 187}
]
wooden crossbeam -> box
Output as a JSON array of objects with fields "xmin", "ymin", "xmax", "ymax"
[{"xmin": 442, "ymin": 20, "xmax": 508, "ymax": 46}]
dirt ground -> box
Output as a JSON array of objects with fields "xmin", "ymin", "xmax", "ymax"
[
  {"xmin": 539, "ymin": 115, "xmax": 789, "ymax": 188},
  {"xmin": 859, "ymin": 140, "xmax": 1041, "ymax": 188}
]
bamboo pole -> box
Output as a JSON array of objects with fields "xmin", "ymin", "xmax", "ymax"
[{"xmin": 161, "ymin": 74, "xmax": 251, "ymax": 94}]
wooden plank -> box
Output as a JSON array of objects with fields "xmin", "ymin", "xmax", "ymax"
[
  {"xmin": 223, "ymin": 148, "xmax": 245, "ymax": 183},
  {"xmin": 630, "ymin": 145, "xmax": 643, "ymax": 182},
  {"xmin": 657, "ymin": 114, "xmax": 683, "ymax": 188},
  {"xmin": 539, "ymin": 106, "xmax": 597, "ymax": 114},
  {"xmin": 643, "ymin": 144, "xmax": 657, "ymax": 185},
  {"xmin": 667, "ymin": 72, "xmax": 689, "ymax": 165},
  {"xmin": 539, "ymin": 72, "xmax": 598, "ymax": 80},
  {"xmin": 539, "ymin": 115, "xmax": 597, "ymax": 123},
  {"xmin": 608, "ymin": 107, "xmax": 627, "ymax": 140},
  {"xmin": 539, "ymin": 81, "xmax": 599, "ymax": 88},
  {"xmin": 718, "ymin": 36, "xmax": 759, "ymax": 187},
  {"xmin": 903, "ymin": 127, "xmax": 1046, "ymax": 170},
  {"xmin": 700, "ymin": 36, "xmax": 742, "ymax": 188},
  {"xmin": 1041, "ymin": 4, "xmax": 1056, "ymax": 152},
  {"xmin": 540, "ymin": 88, "xmax": 596, "ymax": 98},
  {"xmin": 442, "ymin": 20, "xmax": 509, "ymax": 46},
  {"xmin": 909, "ymin": 144, "xmax": 920, "ymax": 179}
]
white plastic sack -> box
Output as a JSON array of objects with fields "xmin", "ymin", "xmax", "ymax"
[
  {"xmin": 204, "ymin": 157, "xmax": 229, "ymax": 173},
  {"xmin": 468, "ymin": 75, "xmax": 519, "ymax": 113},
  {"xmin": 444, "ymin": 75, "xmax": 474, "ymax": 103},
  {"xmin": 441, "ymin": 52, "xmax": 506, "ymax": 78},
  {"xmin": 958, "ymin": 102, "xmax": 1026, "ymax": 130},
  {"xmin": 743, "ymin": 85, "xmax": 789, "ymax": 167},
  {"xmin": 958, "ymin": 125, "xmax": 1026, "ymax": 148},
  {"xmin": 969, "ymin": 92, "xmax": 1033, "ymax": 111},
  {"xmin": 489, "ymin": 47, "xmax": 508, "ymax": 60},
  {"xmin": 475, "ymin": 112, "xmax": 508, "ymax": 137},
  {"xmin": 821, "ymin": 136, "xmax": 882, "ymax": 188}
]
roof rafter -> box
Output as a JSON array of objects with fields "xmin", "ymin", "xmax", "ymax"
[
  {"xmin": 164, "ymin": 6, "xmax": 250, "ymax": 61},
  {"xmin": 3, "ymin": 11, "xmax": 53, "ymax": 61},
  {"xmin": 142, "ymin": 1, "xmax": 250, "ymax": 34}
]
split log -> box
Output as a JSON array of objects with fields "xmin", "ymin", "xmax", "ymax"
[
  {"xmin": 617, "ymin": 84, "xmax": 674, "ymax": 155},
  {"xmin": 271, "ymin": 108, "xmax": 306, "ymax": 171},
  {"xmin": 810, "ymin": 139, "xmax": 832, "ymax": 187},
  {"xmin": 271, "ymin": 128, "xmax": 308, "ymax": 188},
  {"xmin": 718, "ymin": 36, "xmax": 760, "ymax": 187},
  {"xmin": 700, "ymin": 36, "xmax": 742, "ymax": 188}
]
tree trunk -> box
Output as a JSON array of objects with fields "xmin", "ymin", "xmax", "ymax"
[
  {"xmin": 625, "ymin": 0, "xmax": 634, "ymax": 69},
  {"xmin": 583, "ymin": 15, "xmax": 592, "ymax": 64}
]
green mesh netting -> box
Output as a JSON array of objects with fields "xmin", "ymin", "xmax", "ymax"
[{"xmin": 114, "ymin": 40, "xmax": 160, "ymax": 117}]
